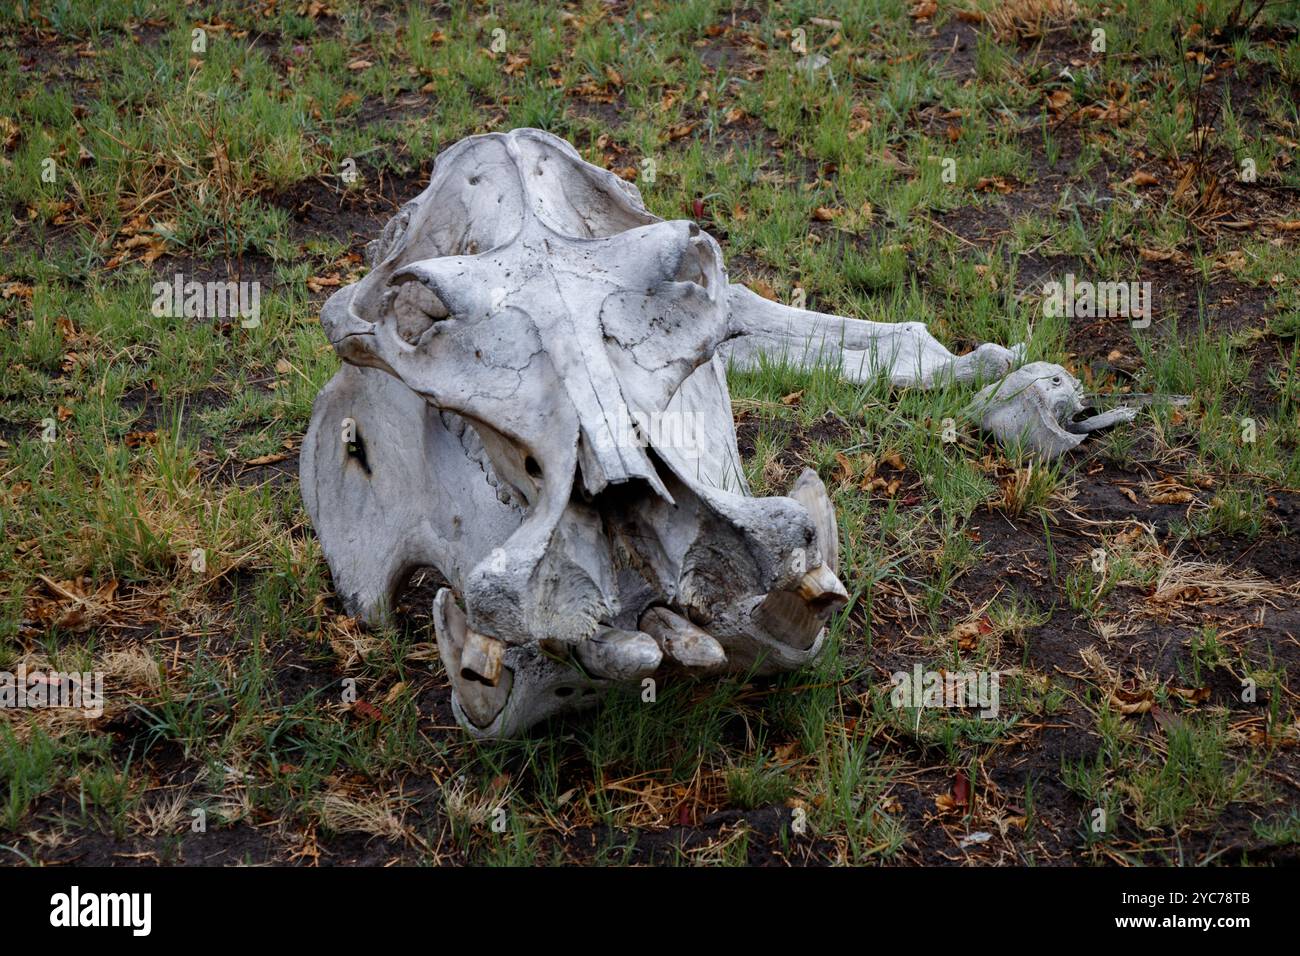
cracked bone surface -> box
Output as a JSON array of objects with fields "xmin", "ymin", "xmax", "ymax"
[{"xmin": 301, "ymin": 128, "xmax": 1133, "ymax": 737}]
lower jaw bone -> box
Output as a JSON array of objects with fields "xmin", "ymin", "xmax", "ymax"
[{"xmin": 434, "ymin": 587, "xmax": 613, "ymax": 736}]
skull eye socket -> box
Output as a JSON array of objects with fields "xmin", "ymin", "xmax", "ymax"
[{"xmin": 392, "ymin": 280, "xmax": 450, "ymax": 345}]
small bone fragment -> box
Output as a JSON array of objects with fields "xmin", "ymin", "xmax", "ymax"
[
  {"xmin": 965, "ymin": 362, "xmax": 1134, "ymax": 457},
  {"xmin": 1065, "ymin": 406, "xmax": 1139, "ymax": 434},
  {"xmin": 639, "ymin": 607, "xmax": 727, "ymax": 670}
]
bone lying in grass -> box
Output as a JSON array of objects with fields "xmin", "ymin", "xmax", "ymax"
[{"xmin": 300, "ymin": 128, "xmax": 1137, "ymax": 737}]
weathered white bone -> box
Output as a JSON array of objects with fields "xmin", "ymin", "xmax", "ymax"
[
  {"xmin": 721, "ymin": 283, "xmax": 1025, "ymax": 388},
  {"xmin": 301, "ymin": 128, "xmax": 1135, "ymax": 738},
  {"xmin": 965, "ymin": 362, "xmax": 1139, "ymax": 456},
  {"xmin": 786, "ymin": 468, "xmax": 839, "ymax": 576}
]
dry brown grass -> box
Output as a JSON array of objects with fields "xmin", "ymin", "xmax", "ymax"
[
  {"xmin": 979, "ymin": 0, "xmax": 1080, "ymax": 41},
  {"xmin": 317, "ymin": 790, "xmax": 409, "ymax": 841}
]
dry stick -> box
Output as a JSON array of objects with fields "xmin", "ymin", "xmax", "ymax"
[{"xmin": 915, "ymin": 212, "xmax": 983, "ymax": 250}]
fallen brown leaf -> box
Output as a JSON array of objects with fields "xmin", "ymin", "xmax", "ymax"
[{"xmin": 1124, "ymin": 170, "xmax": 1160, "ymax": 188}]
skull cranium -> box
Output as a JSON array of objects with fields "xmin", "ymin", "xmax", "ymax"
[{"xmin": 300, "ymin": 129, "xmax": 1132, "ymax": 736}]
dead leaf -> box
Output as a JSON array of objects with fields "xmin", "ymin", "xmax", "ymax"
[
  {"xmin": 1109, "ymin": 688, "xmax": 1154, "ymax": 715},
  {"xmin": 307, "ymin": 275, "xmax": 342, "ymax": 293},
  {"xmin": 1147, "ymin": 478, "xmax": 1193, "ymax": 505},
  {"xmin": 1123, "ymin": 170, "xmax": 1160, "ymax": 188},
  {"xmin": 351, "ymin": 699, "xmax": 383, "ymax": 721},
  {"xmin": 244, "ymin": 452, "xmax": 289, "ymax": 466},
  {"xmin": 0, "ymin": 116, "xmax": 19, "ymax": 149},
  {"xmin": 950, "ymin": 617, "xmax": 993, "ymax": 651},
  {"xmin": 1046, "ymin": 89, "xmax": 1073, "ymax": 112},
  {"xmin": 1216, "ymin": 249, "xmax": 1248, "ymax": 272},
  {"xmin": 878, "ymin": 147, "xmax": 913, "ymax": 173}
]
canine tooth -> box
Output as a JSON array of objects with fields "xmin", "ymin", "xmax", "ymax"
[
  {"xmin": 639, "ymin": 607, "xmax": 726, "ymax": 669},
  {"xmin": 797, "ymin": 564, "xmax": 849, "ymax": 609},
  {"xmin": 753, "ymin": 564, "xmax": 848, "ymax": 652},
  {"xmin": 576, "ymin": 626, "xmax": 662, "ymax": 680},
  {"xmin": 432, "ymin": 589, "xmax": 513, "ymax": 730},
  {"xmin": 461, "ymin": 629, "xmax": 506, "ymax": 686},
  {"xmin": 787, "ymin": 468, "xmax": 839, "ymax": 575}
]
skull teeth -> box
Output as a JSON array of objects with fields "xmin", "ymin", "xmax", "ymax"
[
  {"xmin": 639, "ymin": 606, "xmax": 726, "ymax": 670},
  {"xmin": 575, "ymin": 626, "xmax": 662, "ymax": 681},
  {"xmin": 752, "ymin": 563, "xmax": 850, "ymax": 653},
  {"xmin": 461, "ymin": 629, "xmax": 506, "ymax": 686},
  {"xmin": 431, "ymin": 589, "xmax": 513, "ymax": 730},
  {"xmin": 797, "ymin": 565, "xmax": 849, "ymax": 610}
]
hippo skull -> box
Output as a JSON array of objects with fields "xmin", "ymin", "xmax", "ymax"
[{"xmin": 300, "ymin": 129, "xmax": 1131, "ymax": 737}]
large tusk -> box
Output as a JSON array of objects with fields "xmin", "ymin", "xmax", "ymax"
[
  {"xmin": 787, "ymin": 467, "xmax": 839, "ymax": 575},
  {"xmin": 754, "ymin": 563, "xmax": 849, "ymax": 651},
  {"xmin": 639, "ymin": 607, "xmax": 727, "ymax": 670},
  {"xmin": 432, "ymin": 589, "xmax": 514, "ymax": 730},
  {"xmin": 576, "ymin": 626, "xmax": 663, "ymax": 681}
]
